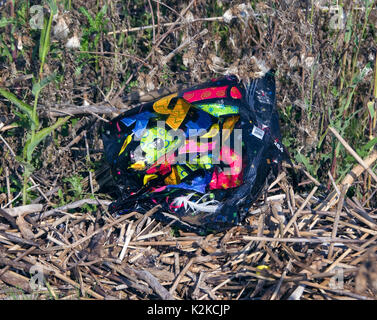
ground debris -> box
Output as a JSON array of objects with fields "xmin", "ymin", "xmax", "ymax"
[{"xmin": 0, "ymin": 152, "xmax": 376, "ymax": 300}]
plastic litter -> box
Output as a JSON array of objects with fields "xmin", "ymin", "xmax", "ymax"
[{"xmin": 102, "ymin": 71, "xmax": 291, "ymax": 233}]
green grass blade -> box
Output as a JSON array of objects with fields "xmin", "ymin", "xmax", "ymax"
[
  {"xmin": 39, "ymin": 17, "xmax": 47, "ymax": 62},
  {"xmin": 296, "ymin": 152, "xmax": 316, "ymax": 177},
  {"xmin": 24, "ymin": 116, "xmax": 70, "ymax": 161},
  {"xmin": 0, "ymin": 17, "xmax": 14, "ymax": 28},
  {"xmin": 0, "ymin": 88, "xmax": 39, "ymax": 129},
  {"xmin": 45, "ymin": 0, "xmax": 58, "ymax": 15},
  {"xmin": 32, "ymin": 72, "xmax": 57, "ymax": 97},
  {"xmin": 38, "ymin": 1, "xmax": 57, "ymax": 63},
  {"xmin": 358, "ymin": 137, "xmax": 377, "ymax": 155},
  {"xmin": 39, "ymin": 14, "xmax": 53, "ymax": 70}
]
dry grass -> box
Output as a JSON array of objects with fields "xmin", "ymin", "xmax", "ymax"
[{"xmin": 1, "ymin": 0, "xmax": 377, "ymax": 300}]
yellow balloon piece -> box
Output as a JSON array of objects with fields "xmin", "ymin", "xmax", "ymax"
[
  {"xmin": 164, "ymin": 166, "xmax": 180, "ymax": 185},
  {"xmin": 143, "ymin": 174, "xmax": 158, "ymax": 185},
  {"xmin": 201, "ymin": 123, "xmax": 219, "ymax": 138},
  {"xmin": 153, "ymin": 95, "xmax": 190, "ymax": 130},
  {"xmin": 222, "ymin": 115, "xmax": 240, "ymax": 141},
  {"xmin": 118, "ymin": 134, "xmax": 133, "ymax": 156},
  {"xmin": 129, "ymin": 161, "xmax": 145, "ymax": 171}
]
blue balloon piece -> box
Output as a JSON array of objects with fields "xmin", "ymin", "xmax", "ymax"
[
  {"xmin": 120, "ymin": 111, "xmax": 154, "ymax": 139},
  {"xmin": 167, "ymin": 173, "xmax": 211, "ymax": 194}
]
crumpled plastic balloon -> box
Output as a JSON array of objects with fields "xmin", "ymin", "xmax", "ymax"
[{"xmin": 102, "ymin": 72, "xmax": 290, "ymax": 233}]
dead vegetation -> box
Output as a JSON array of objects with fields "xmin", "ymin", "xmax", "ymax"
[{"xmin": 0, "ymin": 0, "xmax": 377, "ymax": 300}]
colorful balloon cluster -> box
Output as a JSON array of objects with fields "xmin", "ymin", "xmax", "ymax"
[{"xmin": 102, "ymin": 72, "xmax": 288, "ymax": 233}]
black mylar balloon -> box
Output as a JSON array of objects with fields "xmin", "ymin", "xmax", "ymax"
[{"xmin": 102, "ymin": 72, "xmax": 291, "ymax": 233}]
